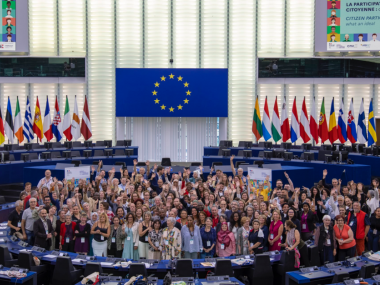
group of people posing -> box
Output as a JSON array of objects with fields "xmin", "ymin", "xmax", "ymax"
[{"xmin": 6, "ymin": 158, "xmax": 380, "ymax": 266}]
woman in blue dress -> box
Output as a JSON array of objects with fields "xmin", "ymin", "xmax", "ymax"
[{"xmin": 122, "ymin": 213, "xmax": 139, "ymax": 260}]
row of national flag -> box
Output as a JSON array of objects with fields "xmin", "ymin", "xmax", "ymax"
[
  {"xmin": 252, "ymin": 96, "xmax": 377, "ymax": 146},
  {"xmin": 0, "ymin": 95, "xmax": 92, "ymax": 145}
]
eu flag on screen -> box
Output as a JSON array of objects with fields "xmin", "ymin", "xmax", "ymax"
[{"xmin": 116, "ymin": 68, "xmax": 228, "ymax": 117}]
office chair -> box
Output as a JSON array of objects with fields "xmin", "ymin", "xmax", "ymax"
[
  {"xmin": 72, "ymin": 141, "xmax": 82, "ymax": 147},
  {"xmin": 129, "ymin": 263, "xmax": 148, "ymax": 278},
  {"xmin": 95, "ymin": 141, "xmax": 105, "ymax": 147},
  {"xmin": 83, "ymin": 262, "xmax": 103, "ymax": 277},
  {"xmin": 0, "ymin": 245, "xmax": 18, "ymax": 267},
  {"xmin": 331, "ymin": 271, "xmax": 349, "ymax": 283},
  {"xmin": 175, "ymin": 259, "xmax": 193, "ymax": 277},
  {"xmin": 71, "ymin": 161, "xmax": 82, "ymax": 167},
  {"xmin": 161, "ymin": 158, "xmax": 171, "ymax": 166},
  {"xmin": 249, "ymin": 254, "xmax": 273, "ymax": 285},
  {"xmin": 18, "ymin": 252, "xmax": 49, "ymax": 284},
  {"xmin": 137, "ymin": 162, "xmax": 146, "ymax": 166},
  {"xmin": 114, "ymin": 149, "xmax": 125, "ymax": 156},
  {"xmin": 318, "ymin": 150, "xmax": 332, "ymax": 161},
  {"xmin": 94, "ymin": 150, "xmax": 104, "ymax": 156},
  {"xmin": 28, "ymin": 153, "xmax": 38, "ymax": 160},
  {"xmin": 211, "ymin": 162, "xmax": 223, "ymax": 168},
  {"xmin": 190, "ymin": 162, "xmax": 201, "ymax": 166},
  {"xmin": 308, "ymin": 245, "xmax": 320, "ymax": 267},
  {"xmin": 71, "ymin": 151, "xmax": 81, "ymax": 157},
  {"xmin": 51, "ymin": 152, "xmax": 61, "ymax": 158},
  {"xmin": 52, "ymin": 142, "xmax": 62, "ymax": 148},
  {"xmin": 115, "ymin": 162, "xmax": 126, "ymax": 167},
  {"xmin": 11, "ymin": 144, "xmax": 20, "ymax": 150},
  {"xmin": 215, "ymin": 259, "xmax": 234, "ymax": 277},
  {"xmin": 52, "ymin": 256, "xmax": 83, "ymax": 285},
  {"xmin": 360, "ymin": 264, "xmax": 376, "ymax": 278},
  {"xmin": 275, "ymin": 250, "xmax": 297, "ymax": 285}
]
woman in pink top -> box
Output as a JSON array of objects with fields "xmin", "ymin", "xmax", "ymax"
[
  {"xmin": 268, "ymin": 210, "xmax": 284, "ymax": 251},
  {"xmin": 216, "ymin": 222, "xmax": 236, "ymax": 257}
]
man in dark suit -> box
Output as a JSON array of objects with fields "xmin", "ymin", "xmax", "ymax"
[{"xmin": 33, "ymin": 208, "xmax": 54, "ymax": 250}]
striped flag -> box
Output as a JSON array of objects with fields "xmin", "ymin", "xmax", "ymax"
[
  {"xmin": 63, "ymin": 96, "xmax": 72, "ymax": 141},
  {"xmin": 252, "ymin": 96, "xmax": 263, "ymax": 140},
  {"xmin": 290, "ymin": 97, "xmax": 300, "ymax": 143},
  {"xmin": 357, "ymin": 98, "xmax": 367, "ymax": 144},
  {"xmin": 81, "ymin": 96, "xmax": 92, "ymax": 140},
  {"xmin": 52, "ymin": 96, "xmax": 63, "ymax": 141},
  {"xmin": 0, "ymin": 106, "xmax": 5, "ymax": 145},
  {"xmin": 71, "ymin": 96, "xmax": 81, "ymax": 140},
  {"xmin": 347, "ymin": 98, "xmax": 357, "ymax": 143},
  {"xmin": 337, "ymin": 98, "xmax": 347, "ymax": 143},
  {"xmin": 14, "ymin": 96, "xmax": 23, "ymax": 143},
  {"xmin": 328, "ymin": 98, "xmax": 338, "ymax": 144},
  {"xmin": 262, "ymin": 96, "xmax": 271, "ymax": 141},
  {"xmin": 300, "ymin": 97, "xmax": 311, "ymax": 143},
  {"xmin": 368, "ymin": 99, "xmax": 377, "ymax": 146},
  {"xmin": 271, "ymin": 96, "xmax": 281, "ymax": 143},
  {"xmin": 23, "ymin": 97, "xmax": 34, "ymax": 142},
  {"xmin": 33, "ymin": 97, "xmax": 43, "ymax": 141},
  {"xmin": 318, "ymin": 98, "xmax": 329, "ymax": 143},
  {"xmin": 281, "ymin": 96, "xmax": 290, "ymax": 142},
  {"xmin": 43, "ymin": 96, "xmax": 53, "ymax": 142},
  {"xmin": 310, "ymin": 96, "xmax": 318, "ymax": 144},
  {"xmin": 4, "ymin": 97, "xmax": 14, "ymax": 143}
]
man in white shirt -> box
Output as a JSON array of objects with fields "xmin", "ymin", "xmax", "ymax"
[{"xmin": 37, "ymin": 170, "xmax": 54, "ymax": 189}]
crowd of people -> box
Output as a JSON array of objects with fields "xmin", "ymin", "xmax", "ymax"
[{"xmin": 6, "ymin": 157, "xmax": 380, "ymax": 266}]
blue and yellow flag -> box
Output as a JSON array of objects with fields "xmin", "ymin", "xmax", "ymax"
[
  {"xmin": 368, "ymin": 99, "xmax": 377, "ymax": 146},
  {"xmin": 328, "ymin": 98, "xmax": 338, "ymax": 144},
  {"xmin": 116, "ymin": 68, "xmax": 228, "ymax": 117}
]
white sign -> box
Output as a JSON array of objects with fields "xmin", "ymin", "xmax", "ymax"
[{"xmin": 64, "ymin": 166, "xmax": 91, "ymax": 187}]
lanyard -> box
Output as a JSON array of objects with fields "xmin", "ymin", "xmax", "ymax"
[{"xmin": 188, "ymin": 227, "xmax": 194, "ymax": 238}]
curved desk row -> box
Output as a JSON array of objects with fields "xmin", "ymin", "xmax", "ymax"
[
  {"xmin": 202, "ymin": 155, "xmax": 371, "ymax": 185},
  {"xmin": 0, "ymin": 221, "xmax": 281, "ymax": 283},
  {"xmin": 4, "ymin": 146, "xmax": 139, "ymax": 161},
  {"xmin": 286, "ymin": 257, "xmax": 380, "ymax": 285},
  {"xmin": 0, "ymin": 155, "xmax": 138, "ymax": 185},
  {"xmin": 74, "ymin": 277, "xmax": 243, "ymax": 285},
  {"xmin": 204, "ymin": 146, "xmax": 380, "ymax": 178}
]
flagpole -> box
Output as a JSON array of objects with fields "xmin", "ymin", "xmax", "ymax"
[{"xmin": 65, "ymin": 95, "xmax": 68, "ymax": 142}]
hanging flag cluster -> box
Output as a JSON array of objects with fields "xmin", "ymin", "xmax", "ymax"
[
  {"xmin": 251, "ymin": 96, "xmax": 377, "ymax": 146},
  {"xmin": 0, "ymin": 95, "xmax": 92, "ymax": 144}
]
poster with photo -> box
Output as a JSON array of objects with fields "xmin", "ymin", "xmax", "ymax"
[
  {"xmin": 248, "ymin": 167, "xmax": 272, "ymax": 201},
  {"xmin": 1, "ymin": 0, "xmax": 16, "ymax": 51}
]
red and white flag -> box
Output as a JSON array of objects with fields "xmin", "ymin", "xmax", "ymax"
[
  {"xmin": 81, "ymin": 96, "xmax": 92, "ymax": 140},
  {"xmin": 300, "ymin": 97, "xmax": 311, "ymax": 143},
  {"xmin": 310, "ymin": 96, "xmax": 318, "ymax": 144},
  {"xmin": 281, "ymin": 96, "xmax": 290, "ymax": 142}
]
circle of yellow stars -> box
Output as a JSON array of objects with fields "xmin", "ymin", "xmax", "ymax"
[{"xmin": 152, "ymin": 73, "xmax": 191, "ymax": 112}]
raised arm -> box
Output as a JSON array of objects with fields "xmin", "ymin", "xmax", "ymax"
[
  {"xmin": 230, "ymin": 155, "xmax": 236, "ymax": 176},
  {"xmin": 284, "ymin": 172, "xmax": 294, "ymax": 191}
]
